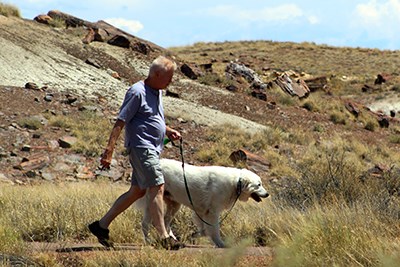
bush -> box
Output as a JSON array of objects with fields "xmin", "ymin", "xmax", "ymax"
[
  {"xmin": 0, "ymin": 2, "xmax": 20, "ymax": 17},
  {"xmin": 18, "ymin": 117, "xmax": 43, "ymax": 130},
  {"xmin": 391, "ymin": 84, "xmax": 400, "ymax": 92},
  {"xmin": 48, "ymin": 17, "xmax": 66, "ymax": 28},
  {"xmin": 272, "ymin": 142, "xmax": 365, "ymax": 209},
  {"xmin": 365, "ymin": 119, "xmax": 378, "ymax": 132},
  {"xmin": 329, "ymin": 111, "xmax": 346, "ymax": 125},
  {"xmin": 197, "ymin": 73, "xmax": 222, "ymax": 86},
  {"xmin": 302, "ymin": 101, "xmax": 315, "ymax": 111},
  {"xmin": 390, "ymin": 134, "xmax": 400, "ymax": 144}
]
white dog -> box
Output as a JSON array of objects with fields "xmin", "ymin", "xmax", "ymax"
[{"xmin": 140, "ymin": 158, "xmax": 269, "ymax": 248}]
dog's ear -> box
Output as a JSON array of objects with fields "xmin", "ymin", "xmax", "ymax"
[
  {"xmin": 238, "ymin": 177, "xmax": 250, "ymax": 194},
  {"xmin": 237, "ymin": 176, "xmax": 252, "ymax": 202}
]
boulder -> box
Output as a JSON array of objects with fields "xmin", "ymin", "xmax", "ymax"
[
  {"xmin": 14, "ymin": 153, "xmax": 50, "ymax": 172},
  {"xmin": 107, "ymin": 35, "xmax": 130, "ymax": 48},
  {"xmin": 345, "ymin": 101, "xmax": 361, "ymax": 117},
  {"xmin": 34, "ymin": 15, "xmax": 52, "ymax": 25},
  {"xmin": 58, "ymin": 136, "xmax": 78, "ymax": 148},
  {"xmin": 47, "ymin": 10, "xmax": 86, "ymax": 28},
  {"xmin": 374, "ymin": 73, "xmax": 391, "ymax": 85},
  {"xmin": 180, "ymin": 63, "xmax": 202, "ymax": 80},
  {"xmin": 229, "ymin": 149, "xmax": 270, "ymax": 173},
  {"xmin": 303, "ymin": 76, "xmax": 328, "ymax": 92},
  {"xmin": 269, "ymin": 73, "xmax": 310, "ymax": 98}
]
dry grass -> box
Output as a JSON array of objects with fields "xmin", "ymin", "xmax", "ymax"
[
  {"xmin": 0, "ymin": 2, "xmax": 20, "ymax": 17},
  {"xmin": 0, "ymin": 121, "xmax": 399, "ymax": 266},
  {"xmin": 48, "ymin": 111, "xmax": 113, "ymax": 156},
  {"xmin": 48, "ymin": 17, "xmax": 66, "ymax": 28},
  {"xmin": 0, "ymin": 182, "xmax": 269, "ymax": 266},
  {"xmin": 272, "ymin": 204, "xmax": 400, "ymax": 267},
  {"xmin": 1, "ymin": 171, "xmax": 399, "ymax": 266}
]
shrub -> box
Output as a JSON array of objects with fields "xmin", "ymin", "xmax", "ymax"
[
  {"xmin": 302, "ymin": 100, "xmax": 316, "ymax": 112},
  {"xmin": 391, "ymin": 83, "xmax": 400, "ymax": 92},
  {"xmin": 18, "ymin": 117, "xmax": 43, "ymax": 130},
  {"xmin": 313, "ymin": 124, "xmax": 324, "ymax": 132},
  {"xmin": 272, "ymin": 141, "xmax": 365, "ymax": 209},
  {"xmin": 197, "ymin": 73, "xmax": 222, "ymax": 86},
  {"xmin": 48, "ymin": 17, "xmax": 66, "ymax": 28},
  {"xmin": 0, "ymin": 2, "xmax": 20, "ymax": 17},
  {"xmin": 277, "ymin": 93, "xmax": 297, "ymax": 106},
  {"xmin": 364, "ymin": 119, "xmax": 378, "ymax": 132},
  {"xmin": 390, "ymin": 135, "xmax": 400, "ymax": 144},
  {"xmin": 329, "ymin": 111, "xmax": 346, "ymax": 125}
]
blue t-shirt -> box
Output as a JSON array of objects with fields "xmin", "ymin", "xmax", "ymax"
[{"xmin": 117, "ymin": 81, "xmax": 166, "ymax": 153}]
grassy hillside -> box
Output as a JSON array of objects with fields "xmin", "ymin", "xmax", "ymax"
[{"xmin": 171, "ymin": 40, "xmax": 400, "ymax": 78}]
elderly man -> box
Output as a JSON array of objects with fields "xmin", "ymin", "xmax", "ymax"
[{"xmin": 88, "ymin": 56, "xmax": 183, "ymax": 250}]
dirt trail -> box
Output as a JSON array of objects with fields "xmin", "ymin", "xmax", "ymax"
[
  {"xmin": 23, "ymin": 241, "xmax": 274, "ymax": 266},
  {"xmin": 30, "ymin": 241, "xmax": 274, "ymax": 256}
]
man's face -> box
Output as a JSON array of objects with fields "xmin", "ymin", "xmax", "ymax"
[{"xmin": 156, "ymin": 69, "xmax": 174, "ymax": 89}]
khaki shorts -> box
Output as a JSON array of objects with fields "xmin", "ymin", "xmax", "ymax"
[{"xmin": 128, "ymin": 147, "xmax": 164, "ymax": 189}]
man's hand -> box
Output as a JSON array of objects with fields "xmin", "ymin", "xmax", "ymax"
[
  {"xmin": 166, "ymin": 127, "xmax": 181, "ymax": 141},
  {"xmin": 100, "ymin": 148, "xmax": 113, "ymax": 170}
]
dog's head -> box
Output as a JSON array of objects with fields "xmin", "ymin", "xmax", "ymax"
[{"xmin": 238, "ymin": 169, "xmax": 269, "ymax": 202}]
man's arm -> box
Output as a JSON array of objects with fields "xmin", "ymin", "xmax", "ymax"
[{"xmin": 100, "ymin": 119, "xmax": 125, "ymax": 169}]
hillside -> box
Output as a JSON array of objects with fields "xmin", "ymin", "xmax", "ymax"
[
  {"xmin": 0, "ymin": 10, "xmax": 400, "ymax": 266},
  {"xmin": 1, "ymin": 11, "xmax": 399, "ymax": 181}
]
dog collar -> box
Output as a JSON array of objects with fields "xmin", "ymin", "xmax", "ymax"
[{"xmin": 236, "ymin": 176, "xmax": 243, "ymax": 196}]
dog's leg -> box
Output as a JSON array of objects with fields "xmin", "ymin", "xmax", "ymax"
[
  {"xmin": 203, "ymin": 213, "xmax": 225, "ymax": 248},
  {"xmin": 191, "ymin": 212, "xmax": 206, "ymax": 238},
  {"xmin": 163, "ymin": 197, "xmax": 181, "ymax": 240}
]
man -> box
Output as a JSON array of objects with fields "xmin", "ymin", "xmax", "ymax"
[{"xmin": 88, "ymin": 56, "xmax": 183, "ymax": 250}]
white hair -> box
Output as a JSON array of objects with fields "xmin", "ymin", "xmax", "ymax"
[{"xmin": 148, "ymin": 56, "xmax": 177, "ymax": 78}]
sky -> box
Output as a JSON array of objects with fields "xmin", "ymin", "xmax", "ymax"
[{"xmin": 5, "ymin": 0, "xmax": 400, "ymax": 50}]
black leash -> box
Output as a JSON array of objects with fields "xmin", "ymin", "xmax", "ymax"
[{"xmin": 170, "ymin": 138, "xmax": 242, "ymax": 227}]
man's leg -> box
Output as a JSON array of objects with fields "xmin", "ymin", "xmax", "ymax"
[
  {"xmin": 89, "ymin": 184, "xmax": 146, "ymax": 247},
  {"xmin": 147, "ymin": 184, "xmax": 169, "ymax": 239},
  {"xmin": 99, "ymin": 184, "xmax": 146, "ymax": 228},
  {"xmin": 147, "ymin": 184, "xmax": 184, "ymax": 250}
]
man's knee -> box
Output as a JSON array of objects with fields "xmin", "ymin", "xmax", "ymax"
[
  {"xmin": 148, "ymin": 184, "xmax": 164, "ymax": 194},
  {"xmin": 128, "ymin": 185, "xmax": 146, "ymax": 199}
]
